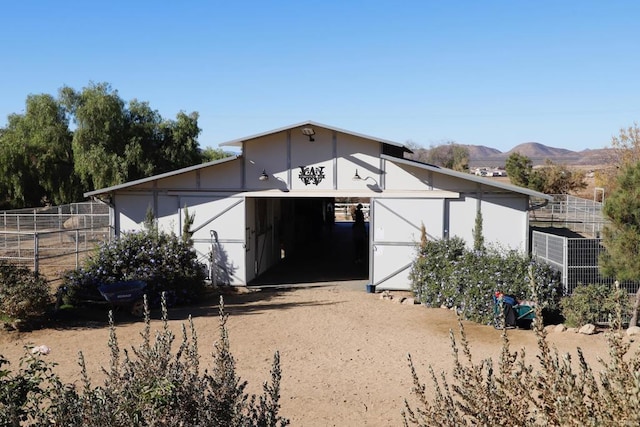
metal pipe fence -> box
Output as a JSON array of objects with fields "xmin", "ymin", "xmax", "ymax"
[
  {"xmin": 0, "ymin": 201, "xmax": 112, "ymax": 283},
  {"xmin": 530, "ymin": 194, "xmax": 607, "ymax": 237}
]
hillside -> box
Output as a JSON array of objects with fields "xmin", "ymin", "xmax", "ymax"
[{"xmin": 466, "ymin": 142, "xmax": 612, "ymax": 167}]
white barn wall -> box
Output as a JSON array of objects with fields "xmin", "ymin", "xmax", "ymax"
[
  {"xmin": 481, "ymin": 195, "xmax": 529, "ymax": 251},
  {"xmin": 336, "ymin": 136, "xmax": 382, "ymax": 191},
  {"xmin": 199, "ymin": 160, "xmax": 243, "ymax": 189},
  {"xmin": 383, "ymin": 161, "xmax": 432, "ymax": 190},
  {"xmin": 244, "ymin": 133, "xmax": 288, "ymax": 190},
  {"xmin": 115, "ymin": 194, "xmax": 154, "ymax": 232},
  {"xmin": 447, "ymin": 196, "xmax": 477, "ymax": 244},
  {"xmin": 290, "ymin": 128, "xmax": 334, "ymax": 191},
  {"xmin": 87, "ymin": 121, "xmax": 551, "ymax": 292}
]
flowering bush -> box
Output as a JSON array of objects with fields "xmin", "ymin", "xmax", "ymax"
[
  {"xmin": 410, "ymin": 238, "xmax": 562, "ymax": 324},
  {"xmin": 64, "ymin": 228, "xmax": 206, "ymax": 306}
]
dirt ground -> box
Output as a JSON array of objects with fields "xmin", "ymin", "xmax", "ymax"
[{"xmin": 0, "ymin": 281, "xmax": 631, "ymax": 426}]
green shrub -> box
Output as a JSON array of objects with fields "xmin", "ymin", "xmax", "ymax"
[
  {"xmin": 0, "ymin": 260, "xmax": 51, "ymax": 320},
  {"xmin": 410, "ymin": 238, "xmax": 562, "ymax": 324},
  {"xmin": 561, "ymin": 283, "xmax": 630, "ymax": 327},
  {"xmin": 0, "ymin": 297, "xmax": 289, "ymax": 426},
  {"xmin": 403, "ymin": 274, "xmax": 640, "ymax": 426},
  {"xmin": 64, "ymin": 228, "xmax": 206, "ymax": 306}
]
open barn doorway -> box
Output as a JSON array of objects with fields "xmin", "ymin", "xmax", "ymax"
[{"xmin": 248, "ymin": 197, "xmax": 370, "ymax": 286}]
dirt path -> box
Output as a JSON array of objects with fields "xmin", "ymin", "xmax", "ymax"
[{"xmin": 0, "ymin": 282, "xmax": 627, "ymax": 426}]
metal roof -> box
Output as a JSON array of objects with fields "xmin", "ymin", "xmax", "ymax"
[
  {"xmin": 383, "ymin": 154, "xmax": 554, "ymax": 201},
  {"xmin": 219, "ymin": 120, "xmax": 411, "ymax": 152},
  {"xmin": 84, "ymin": 155, "xmax": 241, "ymax": 197}
]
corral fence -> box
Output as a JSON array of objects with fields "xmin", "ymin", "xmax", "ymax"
[
  {"xmin": 531, "ymin": 230, "xmax": 638, "ymax": 296},
  {"xmin": 530, "ymin": 193, "xmax": 607, "ymax": 237},
  {"xmin": 333, "ymin": 202, "xmax": 370, "ymax": 222},
  {"xmin": 0, "ymin": 201, "xmax": 113, "ymax": 283}
]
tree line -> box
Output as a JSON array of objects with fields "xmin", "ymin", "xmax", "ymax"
[{"xmin": 0, "ymin": 82, "xmax": 229, "ymax": 209}]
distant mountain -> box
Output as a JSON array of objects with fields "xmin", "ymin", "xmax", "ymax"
[{"xmin": 465, "ymin": 142, "xmax": 612, "ymax": 167}]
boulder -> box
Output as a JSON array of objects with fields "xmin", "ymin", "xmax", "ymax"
[
  {"xmin": 626, "ymin": 326, "xmax": 640, "ymax": 336},
  {"xmin": 579, "ymin": 324, "xmax": 596, "ymax": 335},
  {"xmin": 554, "ymin": 324, "xmax": 567, "ymax": 333}
]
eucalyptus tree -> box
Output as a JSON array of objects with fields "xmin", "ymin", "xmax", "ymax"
[
  {"xmin": 61, "ymin": 82, "xmax": 203, "ymax": 191},
  {"xmin": 0, "ymin": 94, "xmax": 79, "ymax": 208}
]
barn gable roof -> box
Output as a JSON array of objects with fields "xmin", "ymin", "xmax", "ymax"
[
  {"xmin": 85, "ymin": 121, "xmax": 551, "ymax": 202},
  {"xmin": 84, "ymin": 155, "xmax": 240, "ymax": 197},
  {"xmin": 219, "ymin": 120, "xmax": 412, "ymax": 155},
  {"xmin": 383, "ymin": 154, "xmax": 553, "ymax": 201}
]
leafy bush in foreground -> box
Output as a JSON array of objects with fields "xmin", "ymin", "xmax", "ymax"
[
  {"xmin": 403, "ymin": 272, "xmax": 640, "ymax": 426},
  {"xmin": 0, "ymin": 297, "xmax": 288, "ymax": 426},
  {"xmin": 0, "ymin": 260, "xmax": 51, "ymax": 320},
  {"xmin": 64, "ymin": 227, "xmax": 206, "ymax": 306},
  {"xmin": 410, "ymin": 237, "xmax": 562, "ymax": 324}
]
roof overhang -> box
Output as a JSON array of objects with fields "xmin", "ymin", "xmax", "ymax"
[
  {"xmin": 84, "ymin": 155, "xmax": 241, "ymax": 198},
  {"xmin": 382, "ymin": 155, "xmax": 554, "ymax": 201},
  {"xmin": 219, "ymin": 120, "xmax": 412, "ymax": 154}
]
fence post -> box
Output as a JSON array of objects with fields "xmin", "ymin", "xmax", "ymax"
[
  {"xmin": 75, "ymin": 229, "xmax": 79, "ymax": 269},
  {"xmin": 34, "ymin": 233, "xmax": 39, "ymax": 273}
]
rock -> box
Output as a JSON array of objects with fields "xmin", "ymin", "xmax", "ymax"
[
  {"xmin": 393, "ymin": 297, "xmax": 406, "ymax": 304},
  {"xmin": 579, "ymin": 324, "xmax": 596, "ymax": 335},
  {"xmin": 626, "ymin": 326, "xmax": 640, "ymax": 336},
  {"xmin": 544, "ymin": 325, "xmax": 556, "ymax": 333},
  {"xmin": 379, "ymin": 291, "xmax": 392, "ymax": 300},
  {"xmin": 440, "ymin": 305, "xmax": 448, "ymax": 309},
  {"xmin": 554, "ymin": 324, "xmax": 567, "ymax": 333},
  {"xmin": 402, "ymin": 297, "xmax": 416, "ymax": 305},
  {"xmin": 567, "ymin": 328, "xmax": 578, "ymax": 333}
]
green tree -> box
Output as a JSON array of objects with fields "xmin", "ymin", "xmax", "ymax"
[
  {"xmin": 529, "ymin": 160, "xmax": 587, "ymax": 194},
  {"xmin": 201, "ymin": 147, "xmax": 233, "ymax": 163},
  {"xmin": 472, "ymin": 209, "xmax": 484, "ymax": 252},
  {"xmin": 599, "ymin": 161, "xmax": 640, "ymax": 326},
  {"xmin": 505, "ymin": 152, "xmax": 532, "ymax": 188},
  {"xmin": 0, "ymin": 94, "xmax": 80, "ymax": 208},
  {"xmin": 596, "ymin": 122, "xmax": 640, "ymax": 194},
  {"xmin": 61, "ymin": 82, "xmax": 203, "ymax": 191},
  {"xmin": 506, "ymin": 154, "xmax": 586, "ymax": 195},
  {"xmin": 407, "ymin": 141, "xmax": 469, "ymax": 172}
]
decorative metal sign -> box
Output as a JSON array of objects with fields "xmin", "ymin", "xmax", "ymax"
[{"xmin": 298, "ymin": 165, "xmax": 325, "ymax": 186}]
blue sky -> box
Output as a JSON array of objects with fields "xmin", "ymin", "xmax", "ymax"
[{"xmin": 1, "ymin": 1, "xmax": 639, "ymax": 153}]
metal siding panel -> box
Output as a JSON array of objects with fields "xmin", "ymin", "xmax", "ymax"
[
  {"xmin": 157, "ymin": 195, "xmax": 179, "ymax": 235},
  {"xmin": 179, "ymin": 196, "xmax": 246, "ymax": 285},
  {"xmin": 448, "ymin": 197, "xmax": 476, "ymax": 244},
  {"xmin": 371, "ymin": 198, "xmax": 444, "ymax": 291},
  {"xmin": 482, "ymin": 196, "xmax": 528, "ymax": 251},
  {"xmin": 115, "ymin": 194, "xmax": 154, "ymax": 232},
  {"xmin": 372, "ymin": 245, "xmax": 414, "ymax": 290}
]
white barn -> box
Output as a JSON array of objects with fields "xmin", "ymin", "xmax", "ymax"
[{"xmin": 85, "ymin": 121, "xmax": 551, "ymax": 291}]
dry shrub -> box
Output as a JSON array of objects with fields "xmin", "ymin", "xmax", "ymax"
[
  {"xmin": 0, "ymin": 295, "xmax": 288, "ymax": 426},
  {"xmin": 403, "ymin": 268, "xmax": 640, "ymax": 427}
]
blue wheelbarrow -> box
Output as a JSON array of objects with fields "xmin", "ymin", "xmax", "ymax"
[
  {"xmin": 493, "ymin": 293, "xmax": 535, "ymax": 329},
  {"xmin": 98, "ymin": 280, "xmax": 147, "ymax": 317}
]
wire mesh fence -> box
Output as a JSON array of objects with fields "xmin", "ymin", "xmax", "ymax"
[{"xmin": 532, "ymin": 230, "xmax": 639, "ymax": 296}]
